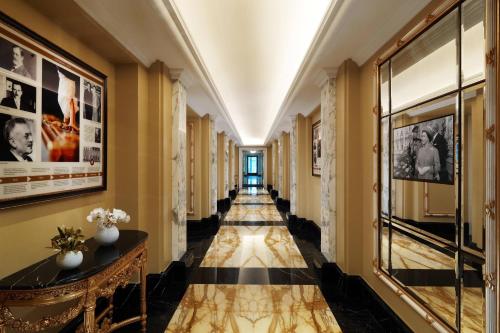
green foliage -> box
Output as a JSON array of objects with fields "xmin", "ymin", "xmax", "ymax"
[{"xmin": 50, "ymin": 226, "xmax": 87, "ymax": 254}]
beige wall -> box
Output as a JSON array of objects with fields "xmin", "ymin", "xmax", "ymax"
[
  {"xmin": 234, "ymin": 146, "xmax": 239, "ymax": 188},
  {"xmin": 228, "ymin": 140, "xmax": 234, "ymax": 190},
  {"xmin": 266, "ymin": 145, "xmax": 272, "ymax": 186},
  {"xmin": 296, "ymin": 109, "xmax": 321, "ymax": 225},
  {"xmin": 281, "ymin": 132, "xmax": 290, "ymax": 200},
  {"xmin": 0, "ymin": 0, "xmax": 179, "ymax": 277},
  {"xmin": 0, "ymin": 0, "xmax": 117, "ymax": 278},
  {"xmin": 200, "ymin": 115, "xmax": 212, "ymax": 217},
  {"xmin": 217, "ymin": 132, "xmax": 225, "ymax": 199},
  {"xmin": 187, "ymin": 109, "xmax": 202, "ymax": 221}
]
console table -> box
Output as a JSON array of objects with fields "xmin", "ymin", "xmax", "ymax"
[{"xmin": 0, "ymin": 230, "xmax": 148, "ymax": 333}]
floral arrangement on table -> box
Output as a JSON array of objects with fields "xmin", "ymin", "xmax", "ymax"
[
  {"xmin": 49, "ymin": 226, "xmax": 87, "ymax": 269},
  {"xmin": 86, "ymin": 208, "xmax": 131, "ymax": 228},
  {"xmin": 50, "ymin": 226, "xmax": 87, "ymax": 254},
  {"xmin": 87, "ymin": 208, "xmax": 130, "ymax": 245}
]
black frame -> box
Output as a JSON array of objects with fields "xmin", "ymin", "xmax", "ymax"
[
  {"xmin": 312, "ymin": 120, "xmax": 321, "ymax": 177},
  {"xmin": 392, "ymin": 113, "xmax": 456, "ymax": 185},
  {"xmin": 376, "ymin": 1, "xmax": 487, "ymax": 331},
  {"xmin": 0, "ymin": 11, "xmax": 107, "ymax": 209}
]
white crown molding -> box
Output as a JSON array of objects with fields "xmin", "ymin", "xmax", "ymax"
[
  {"xmin": 264, "ymin": 0, "xmax": 345, "ymax": 145},
  {"xmin": 159, "ymin": 0, "xmax": 242, "ymax": 143},
  {"xmin": 169, "ymin": 68, "xmax": 193, "ymax": 88},
  {"xmin": 313, "ymin": 67, "xmax": 338, "ymax": 88}
]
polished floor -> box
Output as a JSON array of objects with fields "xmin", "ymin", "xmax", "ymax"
[{"xmin": 165, "ymin": 189, "xmax": 340, "ymax": 332}]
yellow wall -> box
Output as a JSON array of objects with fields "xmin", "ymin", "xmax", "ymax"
[
  {"xmin": 187, "ymin": 110, "xmax": 202, "ymax": 221},
  {"xmin": 217, "ymin": 132, "xmax": 225, "ymax": 199},
  {"xmin": 296, "ymin": 109, "xmax": 321, "ymax": 225},
  {"xmin": 0, "ymin": 0, "xmax": 117, "ymax": 278},
  {"xmin": 200, "ymin": 115, "xmax": 212, "ymax": 218}
]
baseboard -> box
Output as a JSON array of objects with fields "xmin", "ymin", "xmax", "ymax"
[
  {"xmin": 187, "ymin": 215, "xmax": 220, "ymax": 241},
  {"xmin": 321, "ymin": 263, "xmax": 412, "ymax": 332},
  {"xmin": 275, "ymin": 197, "xmax": 290, "ymax": 213},
  {"xmin": 287, "ymin": 214, "xmax": 321, "ymax": 250}
]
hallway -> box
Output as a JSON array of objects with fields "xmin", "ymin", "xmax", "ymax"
[{"xmin": 165, "ymin": 189, "xmax": 341, "ymax": 332}]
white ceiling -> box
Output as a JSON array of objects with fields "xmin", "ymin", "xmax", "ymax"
[
  {"xmin": 75, "ymin": 0, "xmax": 431, "ymax": 145},
  {"xmin": 170, "ymin": 0, "xmax": 330, "ymax": 145}
]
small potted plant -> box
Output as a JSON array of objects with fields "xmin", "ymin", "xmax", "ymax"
[
  {"xmin": 50, "ymin": 226, "xmax": 87, "ymax": 270},
  {"xmin": 87, "ymin": 208, "xmax": 130, "ymax": 245}
]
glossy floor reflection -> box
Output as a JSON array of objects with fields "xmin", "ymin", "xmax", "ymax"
[
  {"xmin": 165, "ymin": 284, "xmax": 342, "ymax": 333},
  {"xmin": 234, "ymin": 195, "xmax": 274, "ymax": 204},
  {"xmin": 225, "ymin": 204, "xmax": 283, "ymax": 222},
  {"xmin": 200, "ymin": 226, "xmax": 307, "ymax": 268},
  {"xmin": 239, "ymin": 187, "xmax": 268, "ymax": 195}
]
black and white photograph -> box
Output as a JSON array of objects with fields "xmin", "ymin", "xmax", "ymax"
[
  {"xmin": 83, "ymin": 80, "xmax": 101, "ymax": 122},
  {"xmin": 393, "ymin": 114, "xmax": 454, "ymax": 184},
  {"xmin": 83, "ymin": 146, "xmax": 100, "ymax": 163},
  {"xmin": 0, "ymin": 75, "xmax": 36, "ymax": 113},
  {"xmin": 0, "ymin": 113, "xmax": 35, "ymax": 162},
  {"xmin": 0, "ymin": 36, "xmax": 36, "ymax": 80},
  {"xmin": 95, "ymin": 127, "xmax": 101, "ymax": 144},
  {"xmin": 312, "ymin": 120, "xmax": 321, "ymax": 176},
  {"xmin": 41, "ymin": 59, "xmax": 80, "ymax": 162}
]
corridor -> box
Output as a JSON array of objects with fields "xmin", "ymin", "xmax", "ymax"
[{"xmin": 165, "ymin": 188, "xmax": 342, "ymax": 332}]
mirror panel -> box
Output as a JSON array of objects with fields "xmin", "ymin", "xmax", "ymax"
[
  {"xmin": 461, "ymin": 252, "xmax": 485, "ymax": 332},
  {"xmin": 390, "ymin": 226, "xmax": 457, "ymax": 329},
  {"xmin": 461, "ymin": 83, "xmax": 486, "ymax": 253},
  {"xmin": 391, "ymin": 94, "xmax": 456, "ymax": 242},
  {"xmin": 380, "ymin": 62, "xmax": 390, "ymax": 116},
  {"xmin": 391, "ymin": 9, "xmax": 458, "ymax": 112},
  {"xmin": 462, "ymin": 0, "xmax": 485, "ymax": 86}
]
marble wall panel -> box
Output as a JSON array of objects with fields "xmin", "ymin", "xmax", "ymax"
[
  {"xmin": 224, "ymin": 135, "xmax": 229, "ymax": 198},
  {"xmin": 210, "ymin": 116, "xmax": 217, "ymax": 215},
  {"xmin": 171, "ymin": 80, "xmax": 187, "ymax": 261},
  {"xmin": 290, "ymin": 117, "xmax": 297, "ymax": 215},
  {"xmin": 320, "ymin": 78, "xmax": 336, "ymax": 262},
  {"xmin": 278, "ymin": 135, "xmax": 283, "ymax": 195}
]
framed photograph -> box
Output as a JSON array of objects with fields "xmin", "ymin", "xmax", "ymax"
[
  {"xmin": 393, "ymin": 114, "xmax": 454, "ymax": 185},
  {"xmin": 0, "ymin": 12, "xmax": 107, "ymax": 208},
  {"xmin": 312, "ymin": 120, "xmax": 321, "ymax": 176}
]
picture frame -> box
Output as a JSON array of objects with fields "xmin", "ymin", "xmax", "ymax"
[
  {"xmin": 392, "ymin": 114, "xmax": 454, "ymax": 185},
  {"xmin": 0, "ymin": 11, "xmax": 107, "ymax": 209},
  {"xmin": 312, "ymin": 120, "xmax": 321, "ymax": 177}
]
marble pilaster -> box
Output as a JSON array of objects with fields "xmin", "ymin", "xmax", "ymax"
[
  {"xmin": 320, "ymin": 76, "xmax": 336, "ymax": 262},
  {"xmin": 277, "ymin": 135, "xmax": 283, "ymax": 196},
  {"xmin": 272, "ymin": 141, "xmax": 277, "ymax": 189},
  {"xmin": 224, "ymin": 135, "xmax": 229, "ymax": 198},
  {"xmin": 171, "ymin": 77, "xmax": 187, "ymax": 261},
  {"xmin": 290, "ymin": 116, "xmax": 297, "ymax": 215},
  {"xmin": 210, "ymin": 116, "xmax": 217, "ymax": 215}
]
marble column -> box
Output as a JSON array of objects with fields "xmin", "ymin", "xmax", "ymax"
[
  {"xmin": 278, "ymin": 135, "xmax": 283, "ymax": 196},
  {"xmin": 320, "ymin": 73, "xmax": 337, "ymax": 262},
  {"xmin": 230, "ymin": 141, "xmax": 235, "ymax": 192},
  {"xmin": 210, "ymin": 116, "xmax": 217, "ymax": 215},
  {"xmin": 170, "ymin": 70, "xmax": 187, "ymax": 261},
  {"xmin": 224, "ymin": 134, "xmax": 229, "ymax": 198},
  {"xmin": 272, "ymin": 141, "xmax": 277, "ymax": 189},
  {"xmin": 290, "ymin": 116, "xmax": 297, "ymax": 215}
]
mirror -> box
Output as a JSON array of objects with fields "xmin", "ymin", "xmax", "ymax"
[{"xmin": 377, "ymin": 0, "xmax": 487, "ymax": 331}]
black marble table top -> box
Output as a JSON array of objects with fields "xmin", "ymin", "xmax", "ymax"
[{"xmin": 0, "ymin": 230, "xmax": 148, "ymax": 290}]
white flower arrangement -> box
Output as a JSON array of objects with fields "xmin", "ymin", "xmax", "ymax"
[{"xmin": 87, "ymin": 208, "xmax": 130, "ymax": 228}]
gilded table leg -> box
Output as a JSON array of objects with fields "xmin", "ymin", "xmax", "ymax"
[
  {"xmin": 83, "ymin": 292, "xmax": 96, "ymax": 333},
  {"xmin": 140, "ymin": 258, "xmax": 147, "ymax": 333}
]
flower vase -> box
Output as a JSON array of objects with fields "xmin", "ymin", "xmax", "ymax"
[
  {"xmin": 95, "ymin": 225, "xmax": 119, "ymax": 245},
  {"xmin": 56, "ymin": 251, "xmax": 83, "ymax": 270}
]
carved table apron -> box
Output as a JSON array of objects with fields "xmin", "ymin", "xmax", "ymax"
[{"xmin": 0, "ymin": 231, "xmax": 148, "ymax": 333}]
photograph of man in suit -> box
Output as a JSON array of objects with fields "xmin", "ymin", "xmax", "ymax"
[
  {"xmin": 0, "ymin": 79, "xmax": 35, "ymax": 113},
  {"xmin": 11, "ymin": 45, "xmax": 33, "ymax": 79},
  {"xmin": 431, "ymin": 122, "xmax": 449, "ymax": 182},
  {"xmin": 0, "ymin": 117, "xmax": 33, "ymax": 161}
]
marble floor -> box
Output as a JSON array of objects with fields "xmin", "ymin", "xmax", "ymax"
[
  {"xmin": 164, "ymin": 189, "xmax": 341, "ymax": 333},
  {"xmin": 166, "ymin": 284, "xmax": 341, "ymax": 333},
  {"xmin": 200, "ymin": 226, "xmax": 307, "ymax": 268},
  {"xmin": 239, "ymin": 187, "xmax": 269, "ymax": 195},
  {"xmin": 224, "ymin": 204, "xmax": 283, "ymax": 222}
]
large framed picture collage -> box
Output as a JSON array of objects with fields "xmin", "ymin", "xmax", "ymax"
[{"xmin": 0, "ymin": 13, "xmax": 107, "ymax": 209}]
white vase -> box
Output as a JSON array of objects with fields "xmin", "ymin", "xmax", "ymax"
[
  {"xmin": 95, "ymin": 225, "xmax": 119, "ymax": 245},
  {"xmin": 56, "ymin": 251, "xmax": 83, "ymax": 270}
]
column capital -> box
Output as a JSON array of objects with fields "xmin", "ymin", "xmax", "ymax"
[
  {"xmin": 314, "ymin": 67, "xmax": 338, "ymax": 88},
  {"xmin": 169, "ymin": 68, "xmax": 193, "ymax": 88}
]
